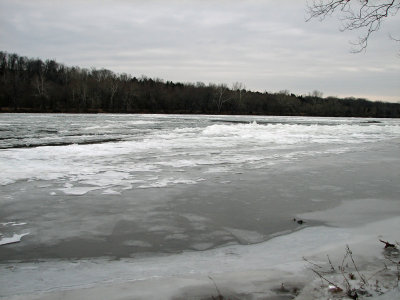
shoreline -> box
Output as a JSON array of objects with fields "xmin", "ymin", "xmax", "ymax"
[{"xmin": 1, "ymin": 198, "xmax": 399, "ymax": 299}]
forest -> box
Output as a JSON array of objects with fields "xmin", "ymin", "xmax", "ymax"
[{"xmin": 1, "ymin": 51, "xmax": 399, "ymax": 117}]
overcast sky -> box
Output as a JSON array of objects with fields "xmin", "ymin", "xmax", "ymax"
[{"xmin": 1, "ymin": 0, "xmax": 399, "ymax": 102}]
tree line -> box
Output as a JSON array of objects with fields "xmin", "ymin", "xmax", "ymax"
[{"xmin": 1, "ymin": 51, "xmax": 399, "ymax": 117}]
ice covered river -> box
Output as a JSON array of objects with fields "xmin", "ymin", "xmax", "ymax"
[{"xmin": 1, "ymin": 114, "xmax": 400, "ymax": 262}]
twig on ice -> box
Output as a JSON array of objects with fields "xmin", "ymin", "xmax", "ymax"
[
  {"xmin": 327, "ymin": 254, "xmax": 335, "ymax": 272},
  {"xmin": 379, "ymin": 239, "xmax": 396, "ymax": 249},
  {"xmin": 346, "ymin": 245, "xmax": 367, "ymax": 285},
  {"xmin": 303, "ymin": 257, "xmax": 323, "ymax": 269},
  {"xmin": 310, "ymin": 269, "xmax": 343, "ymax": 292}
]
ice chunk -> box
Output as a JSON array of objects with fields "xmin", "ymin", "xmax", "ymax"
[
  {"xmin": 190, "ymin": 242, "xmax": 214, "ymax": 251},
  {"xmin": 137, "ymin": 178, "xmax": 204, "ymax": 189},
  {"xmin": 59, "ymin": 185, "xmax": 101, "ymax": 195},
  {"xmin": 122, "ymin": 240, "xmax": 152, "ymax": 247},
  {"xmin": 102, "ymin": 189, "xmax": 121, "ymax": 195},
  {"xmin": 224, "ymin": 227, "xmax": 265, "ymax": 244},
  {"xmin": 0, "ymin": 232, "xmax": 30, "ymax": 246},
  {"xmin": 0, "ymin": 222, "xmax": 27, "ymax": 227},
  {"xmin": 11, "ymin": 222, "xmax": 27, "ymax": 226}
]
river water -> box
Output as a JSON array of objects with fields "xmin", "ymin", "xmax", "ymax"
[{"xmin": 1, "ymin": 114, "xmax": 399, "ymax": 261}]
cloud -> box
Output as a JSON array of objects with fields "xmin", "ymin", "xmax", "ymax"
[{"xmin": 0, "ymin": 0, "xmax": 399, "ymax": 102}]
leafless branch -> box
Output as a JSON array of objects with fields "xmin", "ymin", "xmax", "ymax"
[
  {"xmin": 306, "ymin": 0, "xmax": 400, "ymax": 52},
  {"xmin": 208, "ymin": 276, "xmax": 224, "ymax": 300},
  {"xmin": 327, "ymin": 254, "xmax": 336, "ymax": 272},
  {"xmin": 346, "ymin": 244, "xmax": 368, "ymax": 285},
  {"xmin": 340, "ymin": 249, "xmax": 352, "ymax": 290},
  {"xmin": 366, "ymin": 264, "xmax": 388, "ymax": 281},
  {"xmin": 380, "ymin": 239, "xmax": 397, "ymax": 248},
  {"xmin": 311, "ymin": 269, "xmax": 344, "ymax": 291},
  {"xmin": 303, "ymin": 256, "xmax": 324, "ymax": 269}
]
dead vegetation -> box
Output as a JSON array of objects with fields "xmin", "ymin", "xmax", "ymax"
[
  {"xmin": 202, "ymin": 240, "xmax": 399, "ymax": 300},
  {"xmin": 304, "ymin": 240, "xmax": 400, "ymax": 299},
  {"xmin": 208, "ymin": 276, "xmax": 226, "ymax": 300}
]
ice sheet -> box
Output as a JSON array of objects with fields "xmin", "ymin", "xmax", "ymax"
[
  {"xmin": 1, "ymin": 215, "xmax": 399, "ymax": 299},
  {"xmin": 298, "ymin": 198, "xmax": 400, "ymax": 227},
  {"xmin": 1, "ymin": 115, "xmax": 399, "ymax": 193},
  {"xmin": 1, "ymin": 115, "xmax": 400, "ymax": 299}
]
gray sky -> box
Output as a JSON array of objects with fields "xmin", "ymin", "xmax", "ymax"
[{"xmin": 1, "ymin": 0, "xmax": 399, "ymax": 102}]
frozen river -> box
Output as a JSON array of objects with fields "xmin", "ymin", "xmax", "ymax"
[{"xmin": 1, "ymin": 114, "xmax": 400, "ymax": 262}]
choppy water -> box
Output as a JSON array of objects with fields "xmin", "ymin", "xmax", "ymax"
[{"xmin": 0, "ymin": 114, "xmax": 399, "ymax": 261}]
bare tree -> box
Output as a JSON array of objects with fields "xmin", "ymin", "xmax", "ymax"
[
  {"xmin": 33, "ymin": 72, "xmax": 47, "ymax": 98},
  {"xmin": 108, "ymin": 78, "xmax": 119, "ymax": 110},
  {"xmin": 306, "ymin": 0, "xmax": 400, "ymax": 52},
  {"xmin": 309, "ymin": 90, "xmax": 324, "ymax": 98},
  {"xmin": 232, "ymin": 82, "xmax": 246, "ymax": 103},
  {"xmin": 212, "ymin": 83, "xmax": 232, "ymax": 113},
  {"xmin": 278, "ymin": 89, "xmax": 291, "ymax": 96}
]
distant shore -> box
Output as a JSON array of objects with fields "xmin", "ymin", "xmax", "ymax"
[
  {"xmin": 1, "ymin": 109, "xmax": 399, "ymax": 119},
  {"xmin": 1, "ymin": 51, "xmax": 400, "ymax": 118}
]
